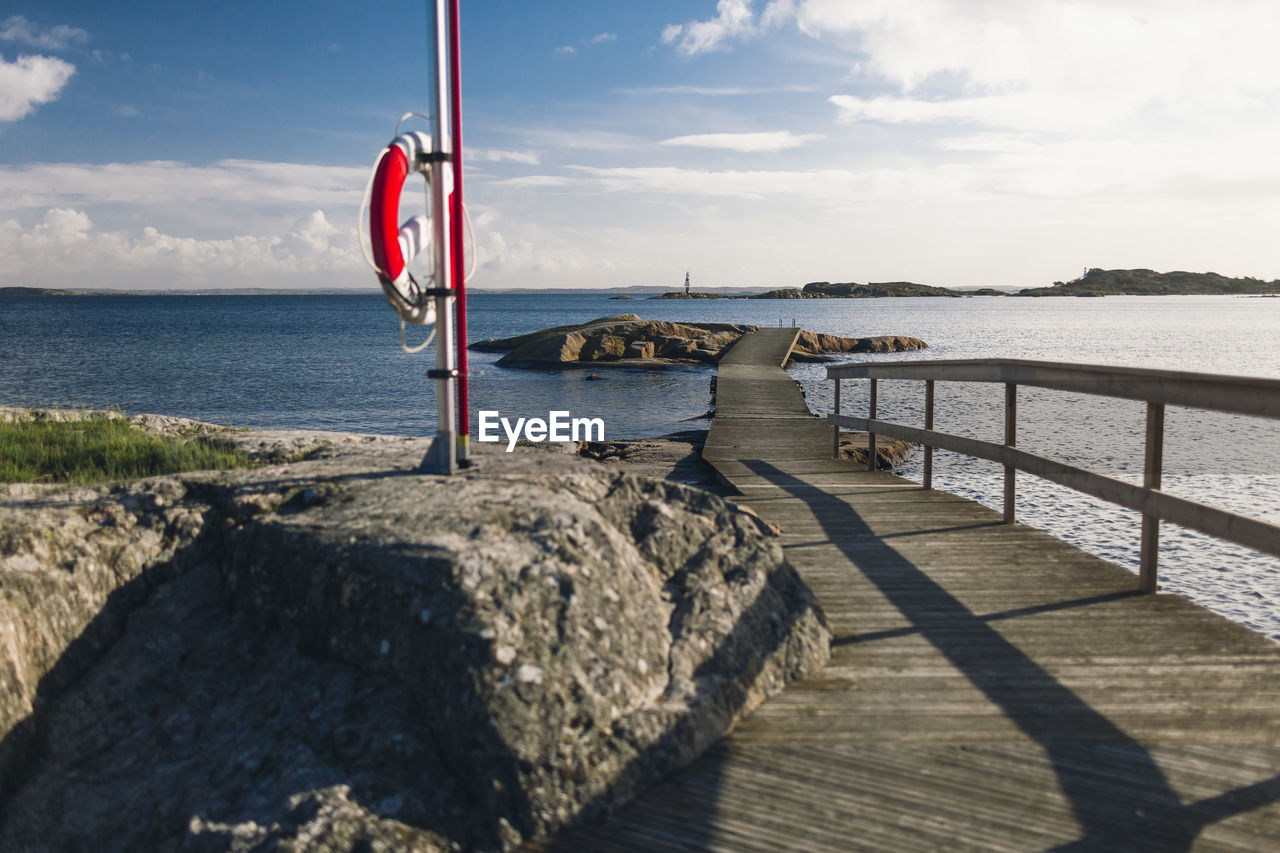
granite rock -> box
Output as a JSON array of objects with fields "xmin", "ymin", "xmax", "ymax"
[{"xmin": 0, "ymin": 431, "xmax": 830, "ymax": 851}]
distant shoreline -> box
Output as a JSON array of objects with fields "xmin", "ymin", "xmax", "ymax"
[{"xmin": 4, "ymin": 269, "xmax": 1279, "ymax": 299}]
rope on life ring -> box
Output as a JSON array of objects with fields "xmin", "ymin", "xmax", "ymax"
[{"xmin": 359, "ymin": 129, "xmax": 437, "ymax": 329}]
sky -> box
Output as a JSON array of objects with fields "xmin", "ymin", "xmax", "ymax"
[{"xmin": 3, "ymin": 0, "xmax": 1280, "ymax": 291}]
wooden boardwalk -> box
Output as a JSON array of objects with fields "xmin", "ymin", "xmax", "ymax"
[{"xmin": 545, "ymin": 329, "xmax": 1280, "ymax": 851}]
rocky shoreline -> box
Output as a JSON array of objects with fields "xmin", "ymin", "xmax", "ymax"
[
  {"xmin": 0, "ymin": 411, "xmax": 831, "ymax": 852},
  {"xmin": 472, "ymin": 314, "xmax": 926, "ymax": 369}
]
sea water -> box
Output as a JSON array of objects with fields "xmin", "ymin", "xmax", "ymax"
[{"xmin": 2, "ymin": 291, "xmax": 1278, "ymax": 637}]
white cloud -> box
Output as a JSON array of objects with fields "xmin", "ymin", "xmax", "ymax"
[
  {"xmin": 554, "ymin": 45, "xmax": 575, "ymax": 55},
  {"xmin": 662, "ymin": 0, "xmax": 795, "ymax": 55},
  {"xmin": 659, "ymin": 131, "xmax": 822, "ymax": 152},
  {"xmin": 0, "ymin": 16, "xmax": 88, "ymax": 51},
  {"xmin": 0, "ymin": 54, "xmax": 75, "ymax": 121},
  {"xmin": 0, "ymin": 160, "xmax": 366, "ymax": 214},
  {"xmin": 758, "ymin": 0, "xmax": 796, "ymax": 29},
  {"xmin": 619, "ymin": 84, "xmax": 815, "ymax": 96},
  {"xmin": 488, "ymin": 131, "xmax": 1280, "ymax": 208},
  {"xmin": 827, "ymin": 93, "xmax": 1125, "ymax": 134},
  {"xmin": 662, "ymin": 0, "xmax": 754, "ymax": 55},
  {"xmin": 663, "ymin": 2, "xmax": 1280, "ymax": 132},
  {"xmin": 520, "ymin": 128, "xmax": 641, "ymax": 152},
  {"xmin": 0, "ymin": 208, "xmax": 363, "ymax": 288},
  {"xmin": 476, "ymin": 230, "xmax": 592, "ymax": 275},
  {"xmin": 809, "ymin": 2, "xmax": 1280, "ymax": 130},
  {"xmin": 560, "ymin": 165, "xmax": 897, "ymax": 201},
  {"xmin": 492, "ymin": 175, "xmax": 577, "ymax": 190},
  {"xmin": 0, "ymin": 160, "xmax": 378, "ymax": 288},
  {"xmin": 590, "ymin": 32, "xmax": 617, "ymax": 44},
  {"xmin": 468, "ymin": 148, "xmax": 540, "ymax": 166}
]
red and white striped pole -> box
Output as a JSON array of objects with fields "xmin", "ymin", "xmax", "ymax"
[{"xmin": 446, "ymin": 0, "xmax": 470, "ymax": 467}]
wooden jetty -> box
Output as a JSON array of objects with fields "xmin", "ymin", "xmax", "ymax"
[{"xmin": 543, "ymin": 328, "xmax": 1280, "ymax": 851}]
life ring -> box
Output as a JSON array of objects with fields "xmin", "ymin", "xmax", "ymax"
[{"xmin": 367, "ymin": 130, "xmax": 436, "ymax": 326}]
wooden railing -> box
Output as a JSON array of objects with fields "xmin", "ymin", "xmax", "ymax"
[{"xmin": 826, "ymin": 359, "xmax": 1280, "ymax": 593}]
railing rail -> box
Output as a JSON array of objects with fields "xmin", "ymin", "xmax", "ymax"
[{"xmin": 827, "ymin": 359, "xmax": 1280, "ymax": 593}]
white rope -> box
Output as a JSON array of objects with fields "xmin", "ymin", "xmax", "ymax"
[
  {"xmin": 400, "ymin": 317, "xmax": 437, "ymax": 354},
  {"xmin": 462, "ymin": 201, "xmax": 477, "ymax": 282},
  {"xmin": 395, "ymin": 112, "xmax": 432, "ymax": 136}
]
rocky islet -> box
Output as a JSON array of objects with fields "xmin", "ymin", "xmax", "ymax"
[{"xmin": 472, "ymin": 314, "xmax": 926, "ymax": 369}]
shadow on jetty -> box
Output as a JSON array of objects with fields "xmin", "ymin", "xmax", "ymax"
[
  {"xmin": 534, "ymin": 449, "xmax": 1280, "ymax": 849},
  {"xmin": 728, "ymin": 459, "xmax": 1280, "ymax": 851}
]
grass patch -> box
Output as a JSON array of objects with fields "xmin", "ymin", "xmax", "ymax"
[{"xmin": 0, "ymin": 418, "xmax": 255, "ymax": 484}]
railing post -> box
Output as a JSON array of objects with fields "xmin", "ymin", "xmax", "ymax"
[
  {"xmin": 832, "ymin": 378, "xmax": 841, "ymax": 459},
  {"xmin": 868, "ymin": 378, "xmax": 878, "ymax": 471},
  {"xmin": 1141, "ymin": 402, "xmax": 1165, "ymax": 593},
  {"xmin": 924, "ymin": 379, "xmax": 934, "ymax": 490},
  {"xmin": 1004, "ymin": 383, "xmax": 1016, "ymax": 524}
]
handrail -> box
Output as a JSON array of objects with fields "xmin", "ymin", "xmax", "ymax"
[
  {"xmin": 826, "ymin": 358, "xmax": 1280, "ymax": 593},
  {"xmin": 827, "ymin": 359, "xmax": 1280, "ymax": 419}
]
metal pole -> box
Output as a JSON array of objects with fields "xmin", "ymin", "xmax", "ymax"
[
  {"xmin": 1003, "ymin": 383, "xmax": 1016, "ymax": 523},
  {"xmin": 924, "ymin": 379, "xmax": 934, "ymax": 490},
  {"xmin": 832, "ymin": 379, "xmax": 841, "ymax": 459},
  {"xmin": 867, "ymin": 378, "xmax": 877, "ymax": 472},
  {"xmin": 1140, "ymin": 402, "xmax": 1165, "ymax": 593},
  {"xmin": 420, "ymin": 0, "xmax": 457, "ymax": 474},
  {"xmin": 447, "ymin": 0, "xmax": 471, "ymax": 467}
]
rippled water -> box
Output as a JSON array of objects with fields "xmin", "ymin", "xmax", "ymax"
[{"xmin": 2, "ymin": 291, "xmax": 1278, "ymax": 637}]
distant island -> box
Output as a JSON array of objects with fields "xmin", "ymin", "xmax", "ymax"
[
  {"xmin": 1016, "ymin": 268, "xmax": 1280, "ymax": 297},
  {"xmin": 7, "ymin": 269, "xmax": 1280, "ymax": 301},
  {"xmin": 653, "ymin": 281, "xmax": 964, "ymax": 300},
  {"xmin": 801, "ymin": 281, "xmax": 962, "ymax": 298},
  {"xmin": 652, "ymin": 269, "xmax": 1280, "ymax": 299},
  {"xmin": 1, "ymin": 286, "xmax": 77, "ymax": 297}
]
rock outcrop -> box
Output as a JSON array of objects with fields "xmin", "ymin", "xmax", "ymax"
[
  {"xmin": 0, "ymin": 427, "xmax": 831, "ymax": 852},
  {"xmin": 801, "ymin": 281, "xmax": 962, "ymax": 298},
  {"xmin": 650, "ymin": 292, "xmax": 741, "ymax": 300},
  {"xmin": 473, "ymin": 315, "xmax": 926, "ymax": 369},
  {"xmin": 836, "ymin": 434, "xmax": 917, "ymax": 469},
  {"xmin": 787, "ymin": 330, "xmax": 927, "ymax": 362},
  {"xmin": 752, "ymin": 288, "xmax": 828, "ymax": 299}
]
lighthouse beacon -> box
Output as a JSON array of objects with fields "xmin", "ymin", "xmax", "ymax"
[{"xmin": 684, "ymin": 272, "xmax": 691, "ymax": 295}]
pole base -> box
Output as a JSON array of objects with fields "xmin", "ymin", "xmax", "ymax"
[{"xmin": 419, "ymin": 431, "xmax": 458, "ymax": 474}]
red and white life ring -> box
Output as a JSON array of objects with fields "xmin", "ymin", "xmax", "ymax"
[{"xmin": 367, "ymin": 130, "xmax": 437, "ymax": 326}]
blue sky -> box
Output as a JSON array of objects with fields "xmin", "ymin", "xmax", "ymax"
[{"xmin": 4, "ymin": 1, "xmax": 1280, "ymax": 290}]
